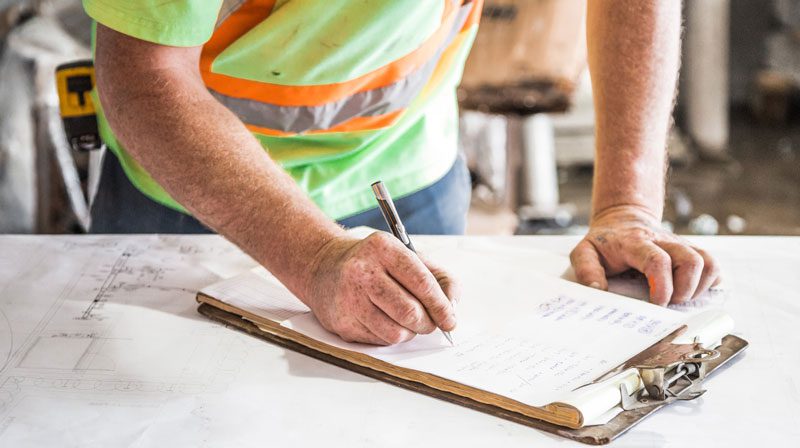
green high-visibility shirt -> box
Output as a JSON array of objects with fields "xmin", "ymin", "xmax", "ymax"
[{"xmin": 83, "ymin": 0, "xmax": 479, "ymax": 220}]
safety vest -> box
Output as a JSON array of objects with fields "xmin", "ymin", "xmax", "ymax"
[{"xmin": 89, "ymin": 0, "xmax": 482, "ymax": 219}]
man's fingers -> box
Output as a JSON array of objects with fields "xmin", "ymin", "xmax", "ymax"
[
  {"xmin": 336, "ymin": 319, "xmax": 391, "ymax": 346},
  {"xmin": 421, "ymin": 255, "xmax": 462, "ymax": 305},
  {"xmin": 569, "ymin": 240, "xmax": 608, "ymax": 290},
  {"xmin": 356, "ymin": 298, "xmax": 415, "ymax": 345},
  {"xmin": 626, "ymin": 242, "xmax": 674, "ymax": 306},
  {"xmin": 655, "ymin": 241, "xmax": 704, "ymax": 304},
  {"xmin": 367, "ymin": 276, "xmax": 437, "ymax": 334},
  {"xmin": 692, "ymin": 247, "xmax": 722, "ymax": 298},
  {"xmin": 375, "ymin": 237, "xmax": 456, "ymax": 331}
]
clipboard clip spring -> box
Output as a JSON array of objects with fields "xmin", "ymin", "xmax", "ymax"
[{"xmin": 619, "ymin": 338, "xmax": 720, "ymax": 411}]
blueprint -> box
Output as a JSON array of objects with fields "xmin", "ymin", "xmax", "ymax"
[
  {"xmin": 0, "ymin": 234, "xmax": 583, "ymax": 447},
  {"xmin": 1, "ymin": 234, "xmax": 796, "ymax": 448},
  {"xmin": 0, "ymin": 235, "xmax": 260, "ymax": 447}
]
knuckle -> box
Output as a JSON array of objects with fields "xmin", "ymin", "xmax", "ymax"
[
  {"xmin": 569, "ymin": 244, "xmax": 582, "ymax": 260},
  {"xmin": 410, "ymin": 266, "xmax": 438, "ymax": 293},
  {"xmin": 645, "ymin": 251, "xmax": 670, "ymax": 271},
  {"xmin": 397, "ymin": 303, "xmax": 422, "ymax": 326},
  {"xmin": 388, "ymin": 334, "xmax": 405, "ymax": 345},
  {"xmin": 428, "ymin": 301, "xmax": 450, "ymax": 321},
  {"xmin": 417, "ymin": 320, "xmax": 436, "ymax": 334},
  {"xmin": 417, "ymin": 275, "xmax": 439, "ymax": 297},
  {"xmin": 383, "ymin": 328, "xmax": 408, "ymax": 345},
  {"xmin": 575, "ymin": 265, "xmax": 595, "ymax": 279},
  {"xmin": 703, "ymin": 257, "xmax": 720, "ymax": 276},
  {"xmin": 367, "ymin": 232, "xmax": 392, "ymax": 249},
  {"xmin": 683, "ymin": 253, "xmax": 704, "ymax": 272}
]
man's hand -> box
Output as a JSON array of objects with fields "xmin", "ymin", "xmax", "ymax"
[
  {"xmin": 305, "ymin": 232, "xmax": 459, "ymax": 345},
  {"xmin": 570, "ymin": 205, "xmax": 721, "ymax": 306},
  {"xmin": 577, "ymin": 1, "xmax": 713, "ymax": 305}
]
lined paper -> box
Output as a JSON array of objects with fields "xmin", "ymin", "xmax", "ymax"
[{"xmin": 202, "ymin": 268, "xmax": 310, "ymax": 322}]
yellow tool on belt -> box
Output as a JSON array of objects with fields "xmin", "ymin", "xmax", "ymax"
[{"xmin": 55, "ymin": 60, "xmax": 102, "ymax": 151}]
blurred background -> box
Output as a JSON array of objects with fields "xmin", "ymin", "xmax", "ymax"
[{"xmin": 1, "ymin": 0, "xmax": 799, "ymax": 236}]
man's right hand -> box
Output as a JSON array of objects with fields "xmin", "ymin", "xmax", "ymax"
[
  {"xmin": 93, "ymin": 28, "xmax": 457, "ymax": 346},
  {"xmin": 305, "ymin": 232, "xmax": 459, "ymax": 345}
]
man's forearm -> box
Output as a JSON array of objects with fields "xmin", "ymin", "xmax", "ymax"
[
  {"xmin": 587, "ymin": 0, "xmax": 682, "ymax": 220},
  {"xmin": 572, "ymin": 2, "xmax": 722, "ymax": 304},
  {"xmin": 95, "ymin": 26, "xmax": 345, "ymax": 301}
]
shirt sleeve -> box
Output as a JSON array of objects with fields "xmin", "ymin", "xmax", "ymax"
[{"xmin": 82, "ymin": 0, "xmax": 224, "ymax": 47}]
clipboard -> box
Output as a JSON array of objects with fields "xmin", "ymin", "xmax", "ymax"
[{"xmin": 198, "ymin": 302, "xmax": 748, "ymax": 445}]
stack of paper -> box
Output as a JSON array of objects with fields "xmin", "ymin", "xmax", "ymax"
[{"xmin": 198, "ymin": 237, "xmax": 735, "ymax": 429}]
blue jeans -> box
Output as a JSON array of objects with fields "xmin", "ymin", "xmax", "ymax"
[
  {"xmin": 90, "ymin": 153, "xmax": 471, "ymax": 235},
  {"xmin": 338, "ymin": 156, "xmax": 472, "ymax": 234}
]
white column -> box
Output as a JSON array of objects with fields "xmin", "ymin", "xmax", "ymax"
[
  {"xmin": 685, "ymin": 0, "xmax": 730, "ymax": 156},
  {"xmin": 521, "ymin": 114, "xmax": 560, "ymax": 215}
]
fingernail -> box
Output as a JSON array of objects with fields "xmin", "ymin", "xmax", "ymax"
[{"xmin": 589, "ymin": 282, "xmax": 601, "ymax": 289}]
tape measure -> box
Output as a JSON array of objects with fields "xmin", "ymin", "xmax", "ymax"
[{"xmin": 55, "ymin": 60, "xmax": 102, "ymax": 151}]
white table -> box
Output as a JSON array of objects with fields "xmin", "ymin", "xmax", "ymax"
[{"xmin": 0, "ymin": 235, "xmax": 798, "ymax": 447}]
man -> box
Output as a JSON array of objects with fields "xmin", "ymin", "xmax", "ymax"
[{"xmin": 86, "ymin": 0, "xmax": 720, "ymax": 345}]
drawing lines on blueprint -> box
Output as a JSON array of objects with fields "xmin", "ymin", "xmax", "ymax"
[
  {"xmin": 0, "ymin": 235, "xmax": 260, "ymax": 444},
  {"xmin": 80, "ymin": 248, "xmax": 133, "ymax": 320},
  {"xmin": 0, "ymin": 244, "xmax": 91, "ymax": 375},
  {"xmin": 0, "ymin": 309, "xmax": 11, "ymax": 374},
  {"xmin": 78, "ymin": 243, "xmax": 203, "ymax": 322}
]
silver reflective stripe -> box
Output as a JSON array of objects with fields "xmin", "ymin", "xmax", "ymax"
[
  {"xmin": 215, "ymin": 0, "xmax": 246, "ymax": 29},
  {"xmin": 209, "ymin": 2, "xmax": 473, "ymax": 134}
]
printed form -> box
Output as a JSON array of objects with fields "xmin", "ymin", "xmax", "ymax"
[{"xmin": 208, "ymin": 245, "xmax": 684, "ymax": 407}]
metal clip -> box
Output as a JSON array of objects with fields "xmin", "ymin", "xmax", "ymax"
[
  {"xmin": 582, "ymin": 325, "xmax": 720, "ymax": 411},
  {"xmin": 619, "ymin": 365, "xmax": 708, "ymax": 411},
  {"xmin": 618, "ymin": 334, "xmax": 719, "ymax": 410}
]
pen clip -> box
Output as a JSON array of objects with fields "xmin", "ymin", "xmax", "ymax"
[
  {"xmin": 372, "ymin": 181, "xmax": 416, "ymax": 253},
  {"xmin": 395, "ymin": 223, "xmax": 410, "ymax": 245}
]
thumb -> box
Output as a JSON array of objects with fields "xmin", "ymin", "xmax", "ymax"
[{"xmin": 569, "ymin": 240, "xmax": 608, "ymax": 290}]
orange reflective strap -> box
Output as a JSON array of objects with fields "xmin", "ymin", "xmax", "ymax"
[
  {"xmin": 417, "ymin": 25, "xmax": 474, "ymax": 103},
  {"xmin": 462, "ymin": 0, "xmax": 483, "ymax": 30},
  {"xmin": 423, "ymin": 0, "xmax": 481, "ymax": 98},
  {"xmin": 201, "ymin": 0, "xmax": 462, "ymax": 107},
  {"xmin": 201, "ymin": 0, "xmax": 276, "ymax": 69}
]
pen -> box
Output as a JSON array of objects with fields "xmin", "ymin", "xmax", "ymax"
[{"xmin": 371, "ymin": 181, "xmax": 455, "ymax": 346}]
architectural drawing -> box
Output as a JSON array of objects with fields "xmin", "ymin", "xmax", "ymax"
[{"xmin": 0, "ymin": 235, "xmax": 259, "ymax": 445}]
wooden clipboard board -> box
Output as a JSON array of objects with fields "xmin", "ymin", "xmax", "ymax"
[{"xmin": 198, "ymin": 303, "xmax": 748, "ymax": 445}]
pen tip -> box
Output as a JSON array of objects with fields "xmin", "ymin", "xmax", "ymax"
[{"xmin": 443, "ymin": 331, "xmax": 455, "ymax": 346}]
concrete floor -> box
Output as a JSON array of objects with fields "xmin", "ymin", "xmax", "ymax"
[
  {"xmin": 469, "ymin": 114, "xmax": 800, "ymax": 236},
  {"xmin": 665, "ymin": 117, "xmax": 800, "ymax": 235}
]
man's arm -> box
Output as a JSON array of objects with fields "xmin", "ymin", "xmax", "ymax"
[
  {"xmin": 570, "ymin": 0, "xmax": 721, "ymax": 305},
  {"xmin": 94, "ymin": 25, "xmax": 457, "ymax": 344}
]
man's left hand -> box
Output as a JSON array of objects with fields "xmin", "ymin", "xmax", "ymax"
[{"xmin": 569, "ymin": 205, "xmax": 722, "ymax": 305}]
